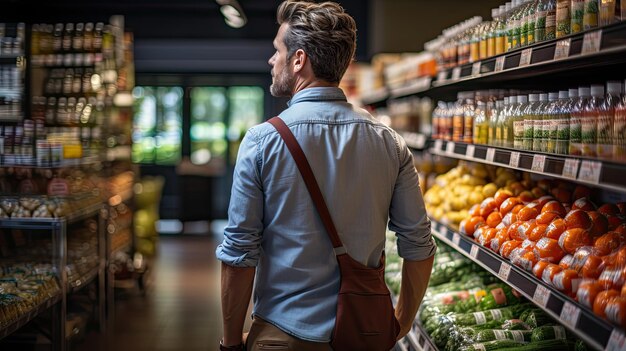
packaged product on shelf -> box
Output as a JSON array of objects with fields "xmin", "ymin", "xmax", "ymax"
[
  {"xmin": 615, "ymin": 79, "xmax": 626, "ymax": 160},
  {"xmin": 581, "ymin": 84, "xmax": 604, "ymax": 157},
  {"xmin": 597, "ymin": 81, "xmax": 621, "ymax": 158},
  {"xmin": 556, "ymin": 0, "xmax": 572, "ymax": 37},
  {"xmin": 569, "ymin": 86, "xmax": 590, "ymax": 155},
  {"xmin": 584, "ymin": 0, "xmax": 600, "ymax": 29},
  {"xmin": 513, "ymin": 95, "xmax": 528, "ymax": 149},
  {"xmin": 523, "ymin": 93, "xmax": 540, "ymax": 151},
  {"xmin": 572, "ymin": 0, "xmax": 586, "ymax": 32},
  {"xmin": 474, "ymin": 92, "xmax": 490, "ymax": 145}
]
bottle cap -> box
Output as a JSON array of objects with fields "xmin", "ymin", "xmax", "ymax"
[
  {"xmin": 509, "ymin": 95, "xmax": 517, "ymax": 103},
  {"xmin": 590, "ymin": 84, "xmax": 604, "ymax": 97},
  {"xmin": 549, "ymin": 92, "xmax": 559, "ymax": 101},
  {"xmin": 518, "ymin": 95, "xmax": 528, "ymax": 103},
  {"xmin": 558, "ymin": 90, "xmax": 568, "ymax": 99},
  {"xmin": 504, "ymin": 97, "xmax": 509, "ymax": 104},
  {"xmin": 607, "ymin": 81, "xmax": 622, "ymax": 95},
  {"xmin": 529, "ymin": 94, "xmax": 539, "ymax": 102},
  {"xmin": 492, "ymin": 8, "xmax": 499, "ymax": 19},
  {"xmin": 539, "ymin": 93, "xmax": 548, "ymax": 101},
  {"xmin": 568, "ymin": 88, "xmax": 578, "ymax": 98},
  {"xmin": 578, "ymin": 86, "xmax": 591, "ymax": 97}
]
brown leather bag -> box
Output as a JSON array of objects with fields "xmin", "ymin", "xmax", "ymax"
[{"xmin": 268, "ymin": 117, "xmax": 400, "ymax": 351}]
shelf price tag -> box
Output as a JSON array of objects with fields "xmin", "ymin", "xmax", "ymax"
[
  {"xmin": 466, "ymin": 144, "xmax": 476, "ymax": 158},
  {"xmin": 531, "ymin": 154, "xmax": 546, "ymax": 172},
  {"xmin": 532, "ymin": 285, "xmax": 551, "ymax": 308},
  {"xmin": 451, "ymin": 67, "xmax": 462, "ymax": 80},
  {"xmin": 434, "ymin": 139, "xmax": 443, "ymax": 152},
  {"xmin": 605, "ymin": 329, "xmax": 626, "ymax": 351},
  {"xmin": 519, "ymin": 48, "xmax": 533, "ymax": 67},
  {"xmin": 578, "ymin": 160, "xmax": 602, "ymax": 184},
  {"xmin": 446, "ymin": 141, "xmax": 456, "ymax": 154},
  {"xmin": 498, "ymin": 262, "xmax": 512, "ymax": 281},
  {"xmin": 437, "ymin": 70, "xmax": 447, "ymax": 82},
  {"xmin": 486, "ymin": 148, "xmax": 496, "ymax": 162},
  {"xmin": 472, "ymin": 62, "xmax": 482, "ymax": 76},
  {"xmin": 470, "ymin": 245, "xmax": 479, "ymax": 259},
  {"xmin": 560, "ymin": 302, "xmax": 581, "ymax": 329},
  {"xmin": 452, "ymin": 233, "xmax": 461, "ymax": 246},
  {"xmin": 554, "ymin": 38, "xmax": 572, "ymax": 60},
  {"xmin": 495, "ymin": 56, "xmax": 506, "ymax": 72},
  {"xmin": 509, "ymin": 151, "xmax": 521, "ymax": 168},
  {"xmin": 562, "ymin": 158, "xmax": 580, "ymax": 179},
  {"xmin": 582, "ymin": 30, "xmax": 603, "ymax": 55}
]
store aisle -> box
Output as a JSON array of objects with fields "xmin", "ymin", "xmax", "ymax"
[{"xmin": 78, "ymin": 235, "xmax": 223, "ymax": 351}]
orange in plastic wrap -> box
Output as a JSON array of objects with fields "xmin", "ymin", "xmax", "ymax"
[
  {"xmin": 603, "ymin": 246, "xmax": 626, "ymax": 268},
  {"xmin": 479, "ymin": 197, "xmax": 498, "ymax": 217},
  {"xmin": 512, "ymin": 204, "xmax": 525, "ymax": 215},
  {"xmin": 486, "ymin": 211, "xmax": 503, "ymax": 228},
  {"xmin": 553, "ymin": 269, "xmax": 581, "ymax": 296},
  {"xmin": 598, "ymin": 266, "xmax": 626, "ymax": 290},
  {"xmin": 541, "ymin": 263, "xmax": 563, "ymax": 286},
  {"xmin": 558, "ymin": 228, "xmax": 592, "ymax": 254},
  {"xmin": 593, "ymin": 289, "xmax": 620, "ymax": 319},
  {"xmin": 542, "ymin": 200, "xmax": 567, "ymax": 217},
  {"xmin": 500, "ymin": 197, "xmax": 522, "ymax": 215},
  {"xmin": 531, "ymin": 187, "xmax": 547, "ymax": 198},
  {"xmin": 463, "ymin": 216, "xmax": 486, "ymax": 236},
  {"xmin": 607, "ymin": 215, "xmax": 625, "ymax": 231},
  {"xmin": 606, "ymin": 296, "xmax": 626, "ymax": 328},
  {"xmin": 500, "ymin": 240, "xmax": 523, "ymax": 259},
  {"xmin": 594, "ymin": 231, "xmax": 623, "ymax": 256},
  {"xmin": 536, "ymin": 211, "xmax": 561, "ymax": 226},
  {"xmin": 582, "ymin": 254, "xmax": 605, "ymax": 279},
  {"xmin": 545, "ymin": 218, "xmax": 567, "ymax": 240},
  {"xmin": 507, "ymin": 222, "xmax": 525, "ymax": 240},
  {"xmin": 502, "ymin": 212, "xmax": 515, "ymax": 227},
  {"xmin": 469, "ymin": 204, "xmax": 481, "ymax": 217},
  {"xmin": 577, "ymin": 280, "xmax": 605, "ymax": 308},
  {"xmin": 572, "ymin": 185, "xmax": 592, "ymax": 202},
  {"xmin": 478, "ymin": 228, "xmax": 498, "ymax": 246},
  {"xmin": 588, "ymin": 211, "xmax": 609, "ymax": 237},
  {"xmin": 494, "ymin": 189, "xmax": 513, "ymax": 207},
  {"xmin": 518, "ymin": 204, "xmax": 541, "ymax": 222},
  {"xmin": 490, "ymin": 228, "xmax": 510, "ymax": 252},
  {"xmin": 551, "ymin": 187, "xmax": 572, "ymax": 204},
  {"xmin": 534, "ymin": 195, "xmax": 555, "ymax": 210},
  {"xmin": 533, "ymin": 260, "xmax": 551, "ymax": 279},
  {"xmin": 598, "ymin": 203, "xmax": 621, "ymax": 217},
  {"xmin": 534, "ymin": 237, "xmax": 566, "ymax": 263},
  {"xmin": 518, "ymin": 190, "xmax": 536, "ymax": 204},
  {"xmin": 513, "ymin": 248, "xmax": 539, "ymax": 272},
  {"xmin": 559, "ymin": 254, "xmax": 574, "ymax": 269},
  {"xmin": 565, "ymin": 209, "xmax": 593, "ymax": 231},
  {"xmin": 528, "ymin": 224, "xmax": 548, "ymax": 241},
  {"xmin": 511, "ymin": 220, "xmax": 537, "ymax": 241},
  {"xmin": 572, "ymin": 197, "xmax": 597, "ymax": 211}
]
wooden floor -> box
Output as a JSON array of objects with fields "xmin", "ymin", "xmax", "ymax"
[{"xmin": 78, "ymin": 235, "xmax": 224, "ymax": 351}]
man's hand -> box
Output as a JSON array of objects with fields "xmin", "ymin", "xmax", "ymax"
[
  {"xmin": 394, "ymin": 255, "xmax": 435, "ymax": 340},
  {"xmin": 221, "ymin": 263, "xmax": 255, "ymax": 346}
]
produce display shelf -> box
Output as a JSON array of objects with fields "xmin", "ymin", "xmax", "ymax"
[
  {"xmin": 0, "ymin": 292, "xmax": 62, "ymax": 340},
  {"xmin": 0, "ymin": 203, "xmax": 102, "ymax": 229},
  {"xmin": 0, "ymin": 156, "xmax": 102, "ymax": 169},
  {"xmin": 68, "ymin": 264, "xmax": 100, "ymax": 293},
  {"xmin": 400, "ymin": 132, "xmax": 429, "ymax": 151},
  {"xmin": 429, "ymin": 139, "xmax": 626, "ymax": 193},
  {"xmin": 430, "ymin": 219, "xmax": 626, "ymax": 351}
]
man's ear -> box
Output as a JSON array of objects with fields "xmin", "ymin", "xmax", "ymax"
[{"xmin": 292, "ymin": 49, "xmax": 307, "ymax": 73}]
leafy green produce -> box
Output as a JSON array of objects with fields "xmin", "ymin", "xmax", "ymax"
[
  {"xmin": 498, "ymin": 338, "xmax": 578, "ymax": 351},
  {"xmin": 530, "ymin": 325, "xmax": 571, "ymax": 342},
  {"xmin": 475, "ymin": 329, "xmax": 532, "ymax": 343},
  {"xmin": 458, "ymin": 340, "xmax": 527, "ymax": 351},
  {"xmin": 519, "ymin": 308, "xmax": 553, "ymax": 329}
]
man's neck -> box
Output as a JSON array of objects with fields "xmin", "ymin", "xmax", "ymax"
[{"xmin": 292, "ymin": 77, "xmax": 337, "ymax": 96}]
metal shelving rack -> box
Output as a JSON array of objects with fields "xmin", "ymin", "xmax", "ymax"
[{"xmin": 0, "ymin": 203, "xmax": 105, "ymax": 351}]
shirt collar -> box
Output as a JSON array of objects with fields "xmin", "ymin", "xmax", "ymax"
[{"xmin": 287, "ymin": 87, "xmax": 347, "ymax": 107}]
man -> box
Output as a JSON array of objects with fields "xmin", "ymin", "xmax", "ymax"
[{"xmin": 216, "ymin": 1, "xmax": 436, "ymax": 350}]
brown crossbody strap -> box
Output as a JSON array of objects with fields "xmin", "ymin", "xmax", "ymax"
[{"xmin": 267, "ymin": 117, "xmax": 345, "ymax": 252}]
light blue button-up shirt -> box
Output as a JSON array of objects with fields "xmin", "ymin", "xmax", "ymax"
[{"xmin": 216, "ymin": 87, "xmax": 436, "ymax": 342}]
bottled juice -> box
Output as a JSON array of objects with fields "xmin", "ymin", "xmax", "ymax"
[
  {"xmin": 597, "ymin": 81, "xmax": 621, "ymax": 158},
  {"xmin": 514, "ymin": 95, "xmax": 528, "ymax": 149},
  {"xmin": 490, "ymin": 99, "xmax": 504, "ymax": 145},
  {"xmin": 614, "ymin": 80, "xmax": 626, "ymax": 160},
  {"xmin": 533, "ymin": 93, "xmax": 549, "ymax": 151},
  {"xmin": 556, "ymin": 0, "xmax": 571, "ymax": 37},
  {"xmin": 496, "ymin": 5, "xmax": 508, "ymax": 55},
  {"xmin": 474, "ymin": 92, "xmax": 490, "ymax": 144},
  {"xmin": 496, "ymin": 97, "xmax": 510, "ymax": 146},
  {"xmin": 463, "ymin": 92, "xmax": 476, "ymax": 143},
  {"xmin": 553, "ymin": 91, "xmax": 570, "ymax": 154},
  {"xmin": 599, "ymin": 0, "xmax": 616, "ymax": 26},
  {"xmin": 581, "ymin": 84, "xmax": 604, "ymax": 157},
  {"xmin": 535, "ymin": 0, "xmax": 550, "ymax": 42},
  {"xmin": 487, "ymin": 9, "xmax": 498, "ymax": 57},
  {"xmin": 569, "ymin": 87, "xmax": 589, "ymax": 155},
  {"xmin": 546, "ymin": 0, "xmax": 558, "ymax": 39},
  {"xmin": 452, "ymin": 93, "xmax": 465, "ymax": 142},
  {"xmin": 527, "ymin": 0, "xmax": 539, "ymax": 45},
  {"xmin": 504, "ymin": 95, "xmax": 518, "ymax": 148},
  {"xmin": 521, "ymin": 0, "xmax": 535, "ymax": 47},
  {"xmin": 523, "ymin": 93, "xmax": 540, "ymax": 150},
  {"xmin": 584, "ymin": 0, "xmax": 599, "ymax": 29}
]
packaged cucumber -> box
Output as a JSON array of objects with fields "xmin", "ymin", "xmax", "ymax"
[
  {"xmin": 475, "ymin": 329, "xmax": 533, "ymax": 343},
  {"xmin": 458, "ymin": 340, "xmax": 528, "ymax": 351},
  {"xmin": 530, "ymin": 325, "xmax": 571, "ymax": 342},
  {"xmin": 497, "ymin": 339, "xmax": 579, "ymax": 351}
]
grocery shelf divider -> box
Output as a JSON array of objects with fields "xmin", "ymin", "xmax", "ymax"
[
  {"xmin": 0, "ymin": 293, "xmax": 63, "ymax": 340},
  {"xmin": 429, "ymin": 139, "xmax": 626, "ymax": 193},
  {"xmin": 430, "ymin": 219, "xmax": 625, "ymax": 351}
]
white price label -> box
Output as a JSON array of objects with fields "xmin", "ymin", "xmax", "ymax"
[
  {"xmin": 533, "ymin": 285, "xmax": 551, "ymax": 307},
  {"xmin": 434, "ymin": 139, "xmax": 443, "ymax": 152},
  {"xmin": 560, "ymin": 302, "xmax": 581, "ymax": 328},
  {"xmin": 578, "ymin": 160, "xmax": 602, "ymax": 184},
  {"xmin": 562, "ymin": 158, "xmax": 580, "ymax": 179},
  {"xmin": 466, "ymin": 144, "xmax": 476, "ymax": 158},
  {"xmin": 486, "ymin": 148, "xmax": 496, "ymax": 162},
  {"xmin": 495, "ymin": 56, "xmax": 506, "ymax": 72},
  {"xmin": 509, "ymin": 151, "xmax": 521, "ymax": 168},
  {"xmin": 453, "ymin": 233, "xmax": 461, "ymax": 246},
  {"xmin": 582, "ymin": 30, "xmax": 603, "ymax": 55},
  {"xmin": 472, "ymin": 61, "xmax": 482, "ymax": 76},
  {"xmin": 605, "ymin": 329, "xmax": 626, "ymax": 351},
  {"xmin": 531, "ymin": 154, "xmax": 546, "ymax": 172},
  {"xmin": 446, "ymin": 141, "xmax": 456, "ymax": 154},
  {"xmin": 554, "ymin": 38, "xmax": 572, "ymax": 60},
  {"xmin": 519, "ymin": 48, "xmax": 533, "ymax": 67},
  {"xmin": 437, "ymin": 70, "xmax": 447, "ymax": 82},
  {"xmin": 452, "ymin": 67, "xmax": 462, "ymax": 80},
  {"xmin": 470, "ymin": 245, "xmax": 479, "ymax": 259},
  {"xmin": 498, "ymin": 263, "xmax": 511, "ymax": 281}
]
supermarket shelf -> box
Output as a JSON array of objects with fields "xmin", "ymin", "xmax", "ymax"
[
  {"xmin": 0, "ymin": 202, "xmax": 102, "ymax": 229},
  {"xmin": 389, "ymin": 77, "xmax": 432, "ymax": 100},
  {"xmin": 68, "ymin": 265, "xmax": 100, "ymax": 293},
  {"xmin": 0, "ymin": 155, "xmax": 102, "ymax": 169},
  {"xmin": 430, "ymin": 219, "xmax": 626, "ymax": 351},
  {"xmin": 400, "ymin": 132, "xmax": 429, "ymax": 151},
  {"xmin": 0, "ymin": 292, "xmax": 62, "ymax": 340},
  {"xmin": 429, "ymin": 139, "xmax": 626, "ymax": 193},
  {"xmin": 359, "ymin": 87, "xmax": 389, "ymax": 107}
]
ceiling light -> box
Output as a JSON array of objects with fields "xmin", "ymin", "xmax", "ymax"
[{"xmin": 216, "ymin": 0, "xmax": 247, "ymax": 28}]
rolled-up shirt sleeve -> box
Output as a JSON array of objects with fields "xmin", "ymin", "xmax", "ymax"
[
  {"xmin": 215, "ymin": 129, "xmax": 264, "ymax": 267},
  {"xmin": 388, "ymin": 138, "xmax": 437, "ymax": 261}
]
